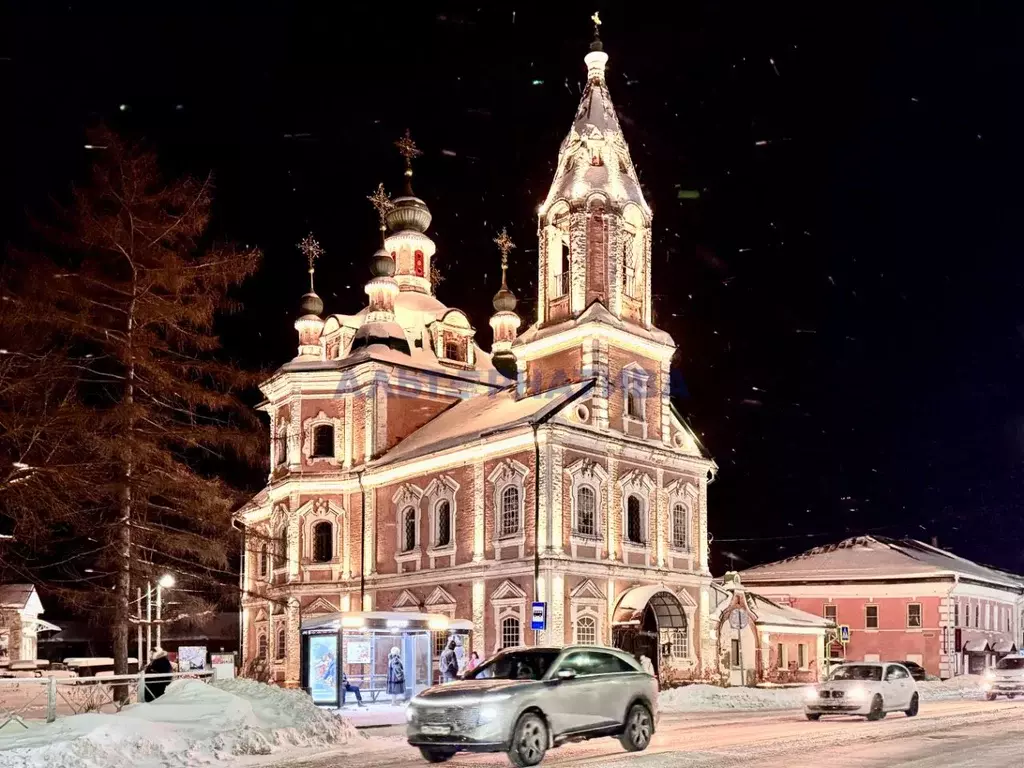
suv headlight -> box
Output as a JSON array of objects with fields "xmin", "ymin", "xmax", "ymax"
[
  {"xmin": 406, "ymin": 706, "xmax": 416, "ymax": 723},
  {"xmin": 847, "ymin": 686, "xmax": 867, "ymax": 701},
  {"xmin": 804, "ymin": 687, "xmax": 820, "ymax": 702},
  {"xmin": 479, "ymin": 705, "xmax": 500, "ymax": 724},
  {"xmin": 984, "ymin": 671, "xmax": 995, "ymax": 681}
]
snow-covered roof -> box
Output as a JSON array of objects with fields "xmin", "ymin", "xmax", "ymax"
[
  {"xmin": 711, "ymin": 583, "xmax": 831, "ymax": 630},
  {"xmin": 373, "ymin": 381, "xmax": 593, "ymax": 467},
  {"xmin": 740, "ymin": 536, "xmax": 1024, "ymax": 589},
  {"xmin": 0, "ymin": 584, "xmax": 42, "ymax": 614},
  {"xmin": 516, "ymin": 300, "xmax": 674, "ymax": 348}
]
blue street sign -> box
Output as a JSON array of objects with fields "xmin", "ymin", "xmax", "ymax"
[
  {"xmin": 531, "ymin": 602, "xmax": 546, "ymax": 631},
  {"xmin": 840, "ymin": 625, "xmax": 850, "ymax": 643}
]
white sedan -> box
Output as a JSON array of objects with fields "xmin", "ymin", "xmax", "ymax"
[{"xmin": 805, "ymin": 662, "xmax": 919, "ymax": 721}]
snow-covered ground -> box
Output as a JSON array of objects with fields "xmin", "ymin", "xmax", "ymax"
[
  {"xmin": 0, "ymin": 679, "xmax": 373, "ymax": 768},
  {"xmin": 659, "ymin": 675, "xmax": 985, "ymax": 713}
]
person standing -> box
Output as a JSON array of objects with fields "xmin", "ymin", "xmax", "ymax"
[
  {"xmin": 143, "ymin": 648, "xmax": 173, "ymax": 702},
  {"xmin": 466, "ymin": 651, "xmax": 481, "ymax": 673},
  {"xmin": 440, "ymin": 640, "xmax": 459, "ymax": 684},
  {"xmin": 387, "ymin": 646, "xmax": 406, "ymax": 706}
]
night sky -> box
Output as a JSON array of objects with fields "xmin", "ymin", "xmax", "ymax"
[{"xmin": 4, "ymin": 3, "xmax": 1023, "ymax": 575}]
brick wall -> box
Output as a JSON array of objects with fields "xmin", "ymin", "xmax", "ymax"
[
  {"xmin": 525, "ymin": 347, "xmax": 583, "ymax": 395},
  {"xmin": 385, "ymin": 391, "xmax": 456, "ymax": 452},
  {"xmin": 762, "ymin": 633, "xmax": 821, "ymax": 684},
  {"xmin": 608, "ymin": 348, "xmax": 661, "ymax": 441}
]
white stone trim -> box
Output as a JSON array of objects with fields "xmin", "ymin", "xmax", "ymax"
[
  {"xmin": 666, "ymin": 480, "xmax": 698, "ymax": 553},
  {"xmin": 489, "ymin": 459, "xmax": 530, "ymax": 558},
  {"xmin": 298, "ymin": 498, "xmax": 344, "ymax": 566},
  {"xmin": 425, "ymin": 475, "xmax": 459, "ymax": 564},
  {"xmin": 570, "ymin": 579, "xmax": 607, "ymax": 645},
  {"xmin": 565, "ymin": 458, "xmax": 608, "ymax": 558},
  {"xmin": 620, "ymin": 363, "xmax": 650, "ymax": 439},
  {"xmin": 491, "ymin": 580, "xmax": 528, "ymax": 653},
  {"xmin": 302, "ymin": 410, "xmax": 343, "ymax": 465},
  {"xmin": 392, "ymin": 483, "xmax": 424, "ymax": 567},
  {"xmin": 392, "ymin": 589, "xmax": 421, "ymax": 611},
  {"xmin": 425, "ymin": 585, "xmax": 457, "ymax": 618},
  {"xmin": 618, "ymin": 469, "xmax": 655, "ymax": 564},
  {"xmin": 473, "ymin": 462, "xmax": 485, "ymax": 561}
]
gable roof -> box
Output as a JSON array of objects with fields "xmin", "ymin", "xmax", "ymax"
[
  {"xmin": 711, "ymin": 583, "xmax": 832, "ymax": 629},
  {"xmin": 0, "ymin": 584, "xmax": 42, "ymax": 614},
  {"xmin": 374, "ymin": 381, "xmax": 593, "ymax": 467},
  {"xmin": 740, "ymin": 536, "xmax": 1024, "ymax": 590}
]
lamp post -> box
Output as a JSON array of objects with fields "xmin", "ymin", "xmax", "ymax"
[{"xmin": 156, "ymin": 574, "xmax": 175, "ymax": 651}]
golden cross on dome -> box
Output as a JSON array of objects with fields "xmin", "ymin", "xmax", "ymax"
[
  {"xmin": 297, "ymin": 233, "xmax": 324, "ymax": 291},
  {"xmin": 493, "ymin": 227, "xmax": 516, "ymax": 274},
  {"xmin": 394, "ymin": 128, "xmax": 423, "ymax": 173},
  {"xmin": 367, "ymin": 183, "xmax": 393, "ymax": 225},
  {"xmin": 591, "ymin": 11, "xmax": 602, "ymax": 28}
]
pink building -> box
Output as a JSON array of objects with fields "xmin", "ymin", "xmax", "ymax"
[{"xmin": 739, "ymin": 537, "xmax": 1024, "ymax": 678}]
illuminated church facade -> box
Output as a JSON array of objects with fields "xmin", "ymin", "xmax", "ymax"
[{"xmin": 236, "ymin": 31, "xmax": 718, "ymax": 687}]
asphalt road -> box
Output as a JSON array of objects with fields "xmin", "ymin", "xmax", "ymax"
[{"xmin": 276, "ymin": 699, "xmax": 1024, "ymax": 768}]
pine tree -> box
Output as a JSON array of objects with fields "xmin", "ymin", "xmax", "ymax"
[{"xmin": 1, "ymin": 127, "xmax": 263, "ymax": 679}]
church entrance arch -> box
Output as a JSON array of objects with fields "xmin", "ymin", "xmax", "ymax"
[{"xmin": 611, "ymin": 585, "xmax": 688, "ymax": 679}]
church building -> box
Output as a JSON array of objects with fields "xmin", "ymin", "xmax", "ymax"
[{"xmin": 235, "ymin": 29, "xmax": 718, "ymax": 688}]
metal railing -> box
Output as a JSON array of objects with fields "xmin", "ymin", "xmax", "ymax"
[{"xmin": 0, "ymin": 670, "xmax": 215, "ymax": 729}]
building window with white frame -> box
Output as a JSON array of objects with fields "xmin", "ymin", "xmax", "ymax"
[
  {"xmin": 275, "ymin": 422, "xmax": 288, "ymax": 466},
  {"xmin": 258, "ymin": 634, "xmax": 268, "ymax": 660},
  {"xmin": 626, "ymin": 494, "xmax": 645, "ymax": 544},
  {"xmin": 776, "ymin": 643, "xmax": 786, "ymax": 669},
  {"xmin": 499, "ymin": 485, "xmax": 521, "ymax": 537},
  {"xmin": 575, "ymin": 486, "xmax": 597, "ymax": 537},
  {"xmin": 798, "ymin": 643, "xmax": 808, "ymax": 669},
  {"xmin": 660, "ymin": 627, "xmax": 687, "ymax": 658},
  {"xmin": 620, "ymin": 364, "xmax": 650, "ymax": 434},
  {"xmin": 312, "ymin": 521, "xmax": 333, "ymax": 563},
  {"xmin": 907, "ymin": 603, "xmax": 922, "ymax": 628},
  {"xmin": 259, "ymin": 543, "xmax": 269, "ymax": 578},
  {"xmin": 401, "ymin": 506, "xmax": 417, "ymax": 552},
  {"xmin": 671, "ymin": 502, "xmax": 687, "ymax": 549},
  {"xmin": 501, "ymin": 616, "xmax": 521, "ymax": 649},
  {"xmin": 626, "ymin": 388, "xmax": 642, "ymax": 419},
  {"xmin": 311, "ymin": 424, "xmax": 334, "ymax": 459},
  {"xmin": 824, "ymin": 604, "xmax": 837, "ymax": 623},
  {"xmin": 276, "ymin": 527, "xmax": 288, "ymax": 569},
  {"xmin": 276, "ymin": 627, "xmax": 286, "ymax": 660},
  {"xmin": 865, "ymin": 604, "xmax": 878, "ymax": 629},
  {"xmin": 434, "ymin": 499, "xmax": 452, "ymax": 548},
  {"xmin": 575, "ymin": 615, "xmax": 597, "ymax": 645}
]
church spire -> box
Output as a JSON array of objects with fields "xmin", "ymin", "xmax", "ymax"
[
  {"xmin": 294, "ymin": 233, "xmax": 325, "ymax": 359},
  {"xmin": 489, "ymin": 227, "xmax": 521, "ymax": 379},
  {"xmin": 382, "ymin": 129, "xmax": 438, "ymax": 296}
]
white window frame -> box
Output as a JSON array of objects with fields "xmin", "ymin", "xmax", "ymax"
[
  {"xmin": 620, "ymin": 363, "xmax": 650, "ymax": 438},
  {"xmin": 618, "ymin": 469, "xmax": 655, "ymax": 563},
  {"xmin": 575, "ymin": 614, "xmax": 597, "ymax": 645},
  {"xmin": 565, "ymin": 458, "xmax": 608, "ymax": 558},
  {"xmin": 865, "ymin": 604, "xmax": 879, "ymax": 630},
  {"xmin": 489, "ymin": 459, "xmax": 529, "ymax": 558},
  {"xmin": 302, "ymin": 410, "xmax": 343, "ymax": 465},
  {"xmin": 257, "ymin": 633, "xmax": 268, "ymax": 661},
  {"xmin": 824, "ymin": 604, "xmax": 837, "ymax": 623},
  {"xmin": 392, "ymin": 484, "xmax": 424, "ymax": 568},
  {"xmin": 301, "ymin": 498, "xmax": 343, "ymax": 566},
  {"xmin": 273, "ymin": 414, "xmax": 289, "ymax": 468},
  {"xmin": 491, "ymin": 580, "xmax": 527, "ymax": 653},
  {"xmin": 570, "ymin": 579, "xmax": 606, "ymax": 646},
  {"xmin": 424, "ymin": 476, "xmax": 459, "ymax": 564},
  {"xmin": 798, "ymin": 643, "xmax": 808, "ymax": 670},
  {"xmin": 907, "ymin": 602, "xmax": 922, "ymax": 629},
  {"xmin": 276, "ymin": 627, "xmax": 286, "ymax": 661},
  {"xmin": 777, "ymin": 643, "xmax": 787, "ymax": 670}
]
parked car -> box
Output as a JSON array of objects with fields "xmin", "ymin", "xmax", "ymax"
[
  {"xmin": 805, "ymin": 662, "xmax": 919, "ymax": 721},
  {"xmin": 892, "ymin": 660, "xmax": 928, "ymax": 682},
  {"xmin": 406, "ymin": 645, "xmax": 658, "ymax": 766},
  {"xmin": 982, "ymin": 654, "xmax": 1024, "ymax": 700}
]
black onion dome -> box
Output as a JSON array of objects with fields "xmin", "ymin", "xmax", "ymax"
[
  {"xmin": 299, "ymin": 291, "xmax": 324, "ymax": 316},
  {"xmin": 385, "ymin": 196, "xmax": 432, "ymax": 233},
  {"xmin": 492, "ymin": 285, "xmax": 518, "ymax": 312},
  {"xmin": 370, "ymin": 247, "xmax": 396, "ymax": 278}
]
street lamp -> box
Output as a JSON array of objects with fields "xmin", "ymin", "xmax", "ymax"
[{"xmin": 156, "ymin": 574, "xmax": 175, "ymax": 650}]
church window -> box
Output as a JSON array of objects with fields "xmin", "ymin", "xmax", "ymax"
[
  {"xmin": 499, "ymin": 486, "xmax": 521, "ymax": 537},
  {"xmin": 414, "ymin": 250, "xmax": 425, "ymax": 277},
  {"xmin": 276, "ymin": 627, "xmax": 286, "ymax": 660},
  {"xmin": 259, "ymin": 543, "xmax": 269, "ymax": 577},
  {"xmin": 672, "ymin": 503, "xmax": 688, "ymax": 549},
  {"xmin": 501, "ymin": 616, "xmax": 521, "ymax": 649},
  {"xmin": 626, "ymin": 494, "xmax": 645, "ymax": 544},
  {"xmin": 312, "ymin": 424, "xmax": 334, "ymax": 459},
  {"xmin": 258, "ymin": 634, "xmax": 268, "ymax": 660},
  {"xmin": 276, "ymin": 527, "xmax": 288, "ymax": 568},
  {"xmin": 575, "ymin": 486, "xmax": 597, "ymax": 537},
  {"xmin": 443, "ymin": 335, "xmax": 463, "ymax": 362},
  {"xmin": 435, "ymin": 500, "xmax": 451, "ymax": 547},
  {"xmin": 312, "ymin": 521, "xmax": 333, "ymax": 563},
  {"xmin": 402, "ymin": 506, "xmax": 417, "ymax": 552},
  {"xmin": 275, "ymin": 423, "xmax": 288, "ymax": 466},
  {"xmin": 627, "ymin": 389, "xmax": 642, "ymax": 419},
  {"xmin": 575, "ymin": 615, "xmax": 597, "ymax": 645}
]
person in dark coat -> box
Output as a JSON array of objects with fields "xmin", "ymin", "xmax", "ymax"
[
  {"xmin": 387, "ymin": 646, "xmax": 405, "ymax": 705},
  {"xmin": 440, "ymin": 640, "xmax": 459, "ymax": 684},
  {"xmin": 143, "ymin": 648, "xmax": 173, "ymax": 702}
]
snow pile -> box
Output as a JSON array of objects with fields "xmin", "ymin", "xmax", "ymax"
[
  {"xmin": 918, "ymin": 675, "xmax": 984, "ymax": 701},
  {"xmin": 0, "ymin": 679, "xmax": 364, "ymax": 768},
  {"xmin": 659, "ymin": 684, "xmax": 808, "ymax": 712}
]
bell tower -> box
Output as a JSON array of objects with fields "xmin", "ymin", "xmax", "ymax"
[{"xmin": 515, "ymin": 16, "xmax": 676, "ymax": 446}]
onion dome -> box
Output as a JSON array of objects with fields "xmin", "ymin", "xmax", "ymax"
[
  {"xmin": 386, "ymin": 129, "xmax": 432, "ymax": 233},
  {"xmin": 299, "ymin": 291, "xmax": 324, "ymax": 317},
  {"xmin": 492, "ymin": 284, "xmax": 517, "ymax": 313},
  {"xmin": 370, "ymin": 246, "xmax": 396, "ymax": 278}
]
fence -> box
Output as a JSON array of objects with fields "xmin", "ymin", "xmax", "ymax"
[{"xmin": 0, "ymin": 671, "xmax": 216, "ymax": 729}]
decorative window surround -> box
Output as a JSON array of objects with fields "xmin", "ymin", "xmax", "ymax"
[
  {"xmin": 565, "ymin": 458, "xmax": 608, "ymax": 558},
  {"xmin": 272, "ymin": 415, "xmax": 289, "ymax": 470},
  {"xmin": 618, "ymin": 469, "xmax": 655, "ymax": 565},
  {"xmin": 302, "ymin": 410, "xmax": 343, "ymax": 465},
  {"xmin": 299, "ymin": 498, "xmax": 346, "ymax": 572},
  {"xmin": 392, "ymin": 589, "xmax": 422, "ymax": 612},
  {"xmin": 304, "ymin": 597, "xmax": 340, "ymax": 616},
  {"xmin": 271, "ymin": 503, "xmax": 290, "ymax": 574},
  {"xmin": 620, "ymin": 363, "xmax": 650, "ymax": 439},
  {"xmin": 666, "ymin": 480, "xmax": 698, "ymax": 554},
  {"xmin": 489, "ymin": 459, "xmax": 529, "ymax": 559},
  {"xmin": 424, "ymin": 475, "xmax": 460, "ymax": 565},
  {"xmin": 392, "ymin": 483, "xmax": 424, "ymax": 568},
  {"xmin": 673, "ymin": 588, "xmax": 699, "ymax": 661},
  {"xmin": 430, "ymin": 311, "xmax": 477, "ymax": 369},
  {"xmin": 425, "ymin": 586, "xmax": 457, "ymax": 619},
  {"xmin": 491, "ymin": 580, "xmax": 527, "ymax": 653},
  {"xmin": 570, "ymin": 579, "xmax": 607, "ymax": 645}
]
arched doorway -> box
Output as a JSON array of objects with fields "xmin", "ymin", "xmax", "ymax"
[{"xmin": 612, "ymin": 586, "xmax": 688, "ymax": 679}]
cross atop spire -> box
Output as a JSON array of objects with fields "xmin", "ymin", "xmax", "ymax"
[
  {"xmin": 590, "ymin": 10, "xmax": 603, "ymax": 51},
  {"xmin": 394, "ymin": 128, "xmax": 422, "ymax": 188},
  {"xmin": 297, "ymin": 233, "xmax": 324, "ymax": 292},
  {"xmin": 493, "ymin": 227, "xmax": 516, "ymax": 284},
  {"xmin": 367, "ymin": 183, "xmax": 394, "ymax": 243}
]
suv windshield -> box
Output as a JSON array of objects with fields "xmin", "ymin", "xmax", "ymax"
[
  {"xmin": 466, "ymin": 650, "xmax": 560, "ymax": 681},
  {"xmin": 829, "ymin": 665, "xmax": 883, "ymax": 682},
  {"xmin": 996, "ymin": 657, "xmax": 1024, "ymax": 671}
]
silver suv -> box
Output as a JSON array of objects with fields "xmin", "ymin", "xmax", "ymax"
[{"xmin": 406, "ymin": 645, "xmax": 658, "ymax": 766}]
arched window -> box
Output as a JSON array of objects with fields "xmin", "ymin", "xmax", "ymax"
[
  {"xmin": 402, "ymin": 506, "xmax": 417, "ymax": 552},
  {"xmin": 500, "ymin": 486, "xmax": 520, "ymax": 537},
  {"xmin": 444, "ymin": 336, "xmax": 462, "ymax": 362},
  {"xmin": 626, "ymin": 494, "xmax": 644, "ymax": 544},
  {"xmin": 313, "ymin": 521, "xmax": 333, "ymax": 563},
  {"xmin": 312, "ymin": 425, "xmax": 334, "ymax": 459},
  {"xmin": 672, "ymin": 503, "xmax": 687, "ymax": 549},
  {"xmin": 661, "ymin": 627, "xmax": 688, "ymax": 658},
  {"xmin": 259, "ymin": 543, "xmax": 269, "ymax": 577},
  {"xmin": 575, "ymin": 614, "xmax": 597, "ymax": 645},
  {"xmin": 627, "ymin": 389, "xmax": 642, "ymax": 419},
  {"xmin": 501, "ymin": 616, "xmax": 521, "ymax": 649},
  {"xmin": 276, "ymin": 527, "xmax": 288, "ymax": 568},
  {"xmin": 435, "ymin": 500, "xmax": 451, "ymax": 547},
  {"xmin": 576, "ymin": 486, "xmax": 597, "ymax": 537},
  {"xmin": 275, "ymin": 423, "xmax": 288, "ymax": 466},
  {"xmin": 257, "ymin": 634, "xmax": 268, "ymax": 660},
  {"xmin": 276, "ymin": 627, "xmax": 286, "ymax": 660}
]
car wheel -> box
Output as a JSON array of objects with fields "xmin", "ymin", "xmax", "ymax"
[
  {"xmin": 866, "ymin": 694, "xmax": 885, "ymax": 721},
  {"xmin": 806, "ymin": 713, "xmax": 821, "ymax": 721},
  {"xmin": 618, "ymin": 703, "xmax": 653, "ymax": 752},
  {"xmin": 985, "ymin": 692, "xmax": 998, "ymax": 701},
  {"xmin": 905, "ymin": 693, "xmax": 919, "ymax": 717},
  {"xmin": 507, "ymin": 713, "xmax": 548, "ymax": 767},
  {"xmin": 419, "ymin": 747, "xmax": 455, "ymax": 763},
  {"xmin": 1008, "ymin": 694, "xmax": 1016, "ymax": 700}
]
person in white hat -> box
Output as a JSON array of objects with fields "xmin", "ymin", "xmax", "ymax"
[{"xmin": 386, "ymin": 646, "xmax": 405, "ymax": 706}]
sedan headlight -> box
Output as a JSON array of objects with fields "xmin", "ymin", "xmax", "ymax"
[
  {"xmin": 847, "ymin": 686, "xmax": 868, "ymax": 701},
  {"xmin": 405, "ymin": 706, "xmax": 416, "ymax": 723},
  {"xmin": 805, "ymin": 687, "xmax": 820, "ymax": 702},
  {"xmin": 479, "ymin": 705, "xmax": 500, "ymax": 724}
]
